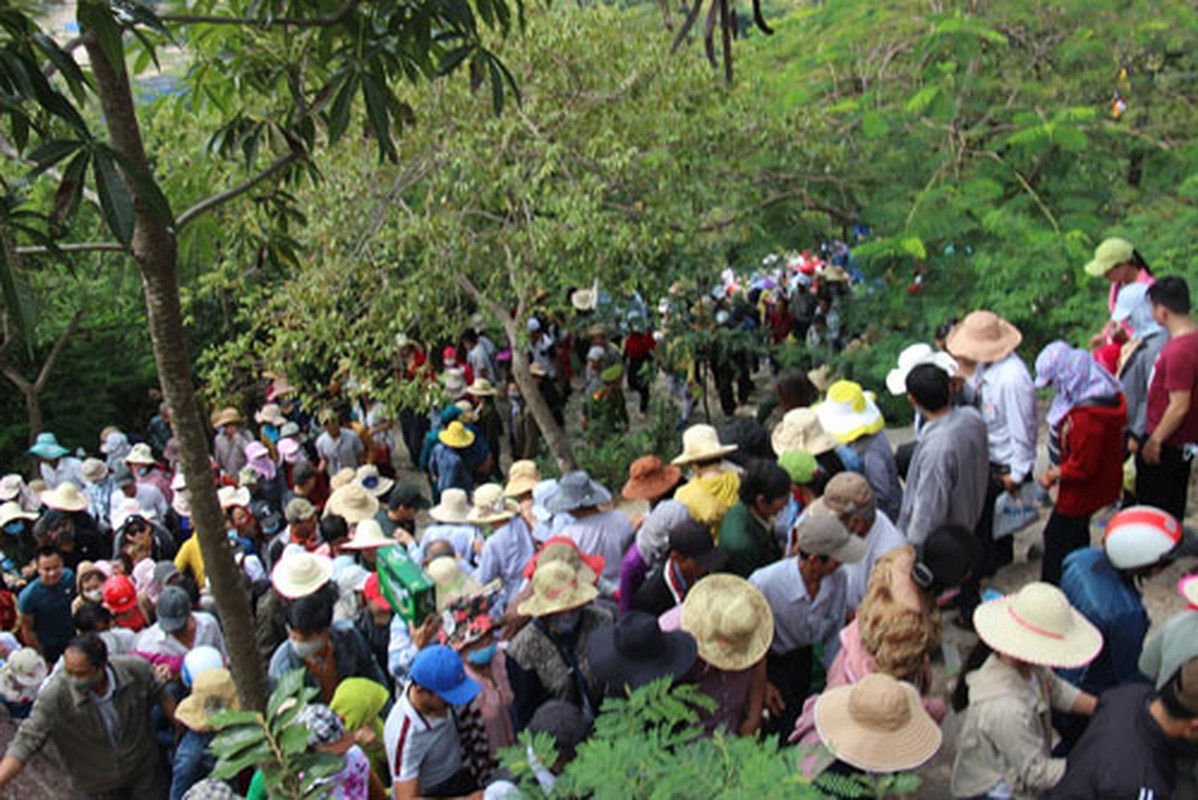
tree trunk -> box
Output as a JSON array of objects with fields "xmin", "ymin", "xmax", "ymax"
[
  {"xmin": 83, "ymin": 38, "xmax": 269, "ymax": 711},
  {"xmin": 23, "ymin": 390, "xmax": 41, "ymax": 443}
]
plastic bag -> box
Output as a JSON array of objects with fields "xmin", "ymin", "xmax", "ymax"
[{"xmin": 993, "ymin": 482, "xmax": 1043, "ymax": 539}]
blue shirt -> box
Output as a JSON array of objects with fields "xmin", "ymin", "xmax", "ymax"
[
  {"xmin": 429, "ymin": 444, "xmax": 472, "ymax": 495},
  {"xmin": 476, "ymin": 516, "xmax": 536, "ymax": 613},
  {"xmin": 17, "ymin": 570, "xmax": 76, "ymax": 658},
  {"xmin": 1058, "ymin": 548, "xmax": 1149, "ymax": 694},
  {"xmin": 748, "ymin": 558, "xmax": 847, "ymax": 656}
]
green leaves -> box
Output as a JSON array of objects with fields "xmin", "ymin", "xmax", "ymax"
[
  {"xmin": 77, "ymin": 2, "xmax": 126, "ymax": 78},
  {"xmin": 92, "ymin": 146, "xmax": 135, "ymax": 245}
]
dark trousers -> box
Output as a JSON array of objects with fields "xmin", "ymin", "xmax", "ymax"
[
  {"xmin": 627, "ymin": 355, "xmax": 653, "ymax": 413},
  {"xmin": 958, "ymin": 474, "xmax": 1012, "ymax": 628},
  {"xmin": 399, "ymin": 408, "xmax": 429, "ymax": 469},
  {"xmin": 1136, "ymin": 445, "xmax": 1192, "ymax": 523},
  {"xmin": 764, "ymin": 646, "xmax": 813, "ymax": 744},
  {"xmin": 1040, "ymin": 510, "xmax": 1091, "ymax": 586}
]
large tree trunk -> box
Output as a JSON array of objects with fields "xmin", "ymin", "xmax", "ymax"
[{"xmin": 84, "ymin": 38, "xmax": 269, "ymax": 711}]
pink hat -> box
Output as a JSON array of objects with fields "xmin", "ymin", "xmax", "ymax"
[{"xmin": 244, "ymin": 441, "xmax": 270, "ymax": 461}]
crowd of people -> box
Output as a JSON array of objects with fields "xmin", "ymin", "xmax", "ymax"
[{"xmin": 0, "ymin": 238, "xmax": 1193, "ymax": 799}]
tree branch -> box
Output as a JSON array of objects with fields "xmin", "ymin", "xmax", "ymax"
[
  {"xmin": 33, "ymin": 309, "xmax": 83, "ymax": 394},
  {"xmin": 15, "ymin": 242, "xmax": 128, "ymax": 256},
  {"xmin": 176, "ymin": 152, "xmax": 302, "ymax": 229},
  {"xmin": 159, "ymin": 0, "xmax": 358, "ymax": 28}
]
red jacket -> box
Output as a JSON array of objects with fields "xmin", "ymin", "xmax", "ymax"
[{"xmin": 1056, "ymin": 395, "xmax": 1126, "ymax": 516}]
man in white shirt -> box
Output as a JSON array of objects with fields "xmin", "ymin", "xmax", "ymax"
[
  {"xmin": 109, "ymin": 464, "xmax": 168, "ymax": 523},
  {"xmin": 385, "ymin": 644, "xmax": 482, "ymax": 799},
  {"xmin": 134, "ymin": 586, "xmax": 227, "ymax": 664}
]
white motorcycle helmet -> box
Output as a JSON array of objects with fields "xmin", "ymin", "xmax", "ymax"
[{"xmin": 1103, "ymin": 506, "xmax": 1182, "ymax": 570}]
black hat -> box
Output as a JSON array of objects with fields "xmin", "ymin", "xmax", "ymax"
[
  {"xmin": 913, "ymin": 524, "xmax": 979, "ymax": 593},
  {"xmin": 668, "ymin": 519, "xmax": 728, "ymax": 572},
  {"xmin": 585, "ymin": 611, "xmax": 698, "ymax": 698}
]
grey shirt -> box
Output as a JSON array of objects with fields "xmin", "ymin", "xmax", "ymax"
[
  {"xmin": 898, "ymin": 406, "xmax": 990, "ymax": 546},
  {"xmin": 850, "ymin": 432, "xmax": 904, "ymax": 522},
  {"xmin": 1118, "ymin": 331, "xmax": 1166, "ymax": 439}
]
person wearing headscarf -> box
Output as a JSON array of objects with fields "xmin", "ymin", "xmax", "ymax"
[
  {"xmin": 330, "ymin": 677, "xmax": 391, "ymax": 790},
  {"xmin": 1033, "ymin": 342, "xmax": 1126, "ymax": 585}
]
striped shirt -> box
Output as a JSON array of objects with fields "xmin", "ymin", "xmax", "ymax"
[{"xmin": 384, "ymin": 687, "xmax": 462, "ymax": 788}]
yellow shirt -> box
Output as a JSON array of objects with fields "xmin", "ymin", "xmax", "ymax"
[{"xmin": 174, "ymin": 535, "xmax": 205, "ymax": 589}]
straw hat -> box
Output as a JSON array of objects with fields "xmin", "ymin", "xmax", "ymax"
[
  {"xmin": 807, "ymin": 364, "xmax": 835, "ymax": 393},
  {"xmin": 329, "ymin": 467, "xmax": 356, "ymax": 491},
  {"xmin": 40, "ymin": 483, "xmax": 88, "ymax": 513},
  {"xmin": 621, "ymin": 455, "xmax": 683, "ymax": 501},
  {"xmin": 341, "ymin": 518, "xmax": 395, "ymax": 551},
  {"xmin": 672, "ymin": 425, "xmax": 738, "ymax": 466},
  {"xmin": 325, "ymin": 483, "xmax": 380, "ymax": 524},
  {"xmin": 429, "ymin": 488, "xmax": 472, "ymax": 524},
  {"xmin": 271, "ymin": 550, "xmax": 334, "ymax": 599},
  {"xmin": 175, "ymin": 669, "xmax": 241, "ymax": 733},
  {"xmin": 885, "ymin": 343, "xmax": 959, "ymax": 396},
  {"xmin": 815, "ymin": 381, "xmax": 885, "ymax": 444},
  {"xmin": 216, "ymin": 485, "xmax": 251, "ymax": 510},
  {"xmin": 814, "ymin": 673, "xmax": 942, "ymax": 773},
  {"xmin": 172, "ymin": 490, "xmax": 192, "ymax": 519},
  {"xmin": 517, "ymin": 558, "xmax": 599, "ymax": 618},
  {"xmin": 0, "ymin": 502, "xmax": 36, "ymax": 529},
  {"xmin": 545, "ymin": 471, "xmax": 612, "ymax": 514},
  {"xmin": 254, "ymin": 404, "xmax": 287, "ymax": 427},
  {"xmin": 466, "ymin": 378, "xmax": 498, "ymax": 397},
  {"xmin": 1, "ymin": 647, "xmax": 47, "ymax": 689},
  {"xmin": 503, "ymin": 460, "xmax": 541, "ymax": 498},
  {"xmin": 945, "ymin": 311, "xmax": 1022, "ymax": 364},
  {"xmin": 426, "ymin": 555, "xmax": 485, "ymax": 611},
  {"xmin": 771, "ymin": 408, "xmax": 838, "ymax": 457},
  {"xmin": 467, "ymin": 483, "xmax": 518, "ymax": 526},
  {"xmin": 210, "ymin": 407, "xmax": 243, "ymax": 428},
  {"xmin": 680, "ymin": 574, "xmax": 773, "ymax": 672},
  {"xmin": 529, "ymin": 362, "xmax": 549, "ymax": 378},
  {"xmin": 354, "ymin": 464, "xmax": 394, "ymax": 499},
  {"xmin": 125, "ymin": 443, "xmax": 156, "ymax": 466},
  {"xmin": 521, "ymin": 537, "xmax": 602, "ymax": 585},
  {"xmin": 571, "ymin": 280, "xmax": 599, "ymax": 312},
  {"xmin": 80, "ymin": 458, "xmax": 108, "ymax": 485},
  {"xmin": 453, "ymin": 400, "xmax": 478, "ymax": 425},
  {"xmin": 438, "ymin": 421, "xmax": 475, "ymax": 449},
  {"xmin": 973, "ymin": 582, "xmax": 1103, "ymax": 669}
]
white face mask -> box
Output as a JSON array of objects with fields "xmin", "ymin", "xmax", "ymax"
[
  {"xmin": 83, "ymin": 589, "xmax": 103, "ymax": 603},
  {"xmin": 291, "ymin": 636, "xmax": 325, "ymax": 659}
]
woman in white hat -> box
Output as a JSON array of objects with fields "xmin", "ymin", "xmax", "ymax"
[
  {"xmin": 951, "ymin": 582, "xmax": 1101, "ymax": 800},
  {"xmin": 416, "ymin": 488, "xmax": 484, "ymax": 570},
  {"xmin": 672, "ymin": 424, "xmax": 741, "ymax": 533}
]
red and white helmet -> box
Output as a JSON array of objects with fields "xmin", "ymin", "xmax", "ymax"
[{"xmin": 1103, "ymin": 506, "xmax": 1182, "ymax": 570}]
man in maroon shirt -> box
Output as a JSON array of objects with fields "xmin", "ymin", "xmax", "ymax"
[{"xmin": 1139, "ymin": 276, "xmax": 1198, "ymax": 520}]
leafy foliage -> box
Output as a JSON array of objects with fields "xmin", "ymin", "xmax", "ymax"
[{"xmin": 209, "ymin": 668, "xmax": 343, "ymax": 800}]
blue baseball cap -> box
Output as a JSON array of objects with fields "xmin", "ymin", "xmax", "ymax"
[{"xmin": 411, "ymin": 645, "xmax": 481, "ymax": 706}]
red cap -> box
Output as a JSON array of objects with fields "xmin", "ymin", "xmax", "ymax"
[
  {"xmin": 102, "ymin": 575, "xmax": 138, "ymax": 614},
  {"xmin": 363, "ymin": 573, "xmax": 391, "ymax": 612}
]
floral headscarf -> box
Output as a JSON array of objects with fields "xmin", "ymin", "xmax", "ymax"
[{"xmin": 1034, "ymin": 341, "xmax": 1122, "ymax": 427}]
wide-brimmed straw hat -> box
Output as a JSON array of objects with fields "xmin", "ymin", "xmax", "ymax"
[
  {"xmin": 466, "ymin": 378, "xmax": 498, "ymax": 397},
  {"xmin": 354, "ymin": 464, "xmax": 394, "ymax": 499},
  {"xmin": 124, "ymin": 443, "xmax": 156, "ymax": 466},
  {"xmin": 467, "ymin": 483, "xmax": 517, "ymax": 526},
  {"xmin": 324, "ymin": 483, "xmax": 380, "ymax": 524},
  {"xmin": 885, "ymin": 343, "xmax": 959, "ymax": 396},
  {"xmin": 430, "ymin": 488, "xmax": 472, "ymax": 524},
  {"xmin": 175, "ymin": 669, "xmax": 241, "ymax": 733},
  {"xmin": 341, "ymin": 518, "xmax": 395, "ymax": 551},
  {"xmin": 426, "ymin": 555, "xmax": 486, "ymax": 611},
  {"xmin": 1, "ymin": 647, "xmax": 47, "ymax": 689},
  {"xmin": 946, "ymin": 311, "xmax": 1023, "ymax": 364},
  {"xmin": 80, "ymin": 458, "xmax": 108, "ymax": 485},
  {"xmin": 517, "ymin": 558, "xmax": 599, "ymax": 618},
  {"xmin": 771, "ymin": 408, "xmax": 838, "ymax": 457},
  {"xmin": 216, "ymin": 485, "xmax": 251, "ymax": 510},
  {"xmin": 40, "ymin": 483, "xmax": 88, "ymax": 513},
  {"xmin": 503, "ymin": 460, "xmax": 541, "ymax": 498},
  {"xmin": 210, "ymin": 407, "xmax": 243, "ymax": 428},
  {"xmin": 814, "ymin": 673, "xmax": 942, "ymax": 773},
  {"xmin": 255, "ymin": 404, "xmax": 287, "ymax": 427},
  {"xmin": 816, "ymin": 381, "xmax": 885, "ymax": 444},
  {"xmin": 521, "ymin": 537, "xmax": 602, "ymax": 585},
  {"xmin": 271, "ymin": 550, "xmax": 334, "ymax": 599},
  {"xmin": 544, "ymin": 471, "xmax": 611, "ymax": 514},
  {"xmin": 586, "ymin": 611, "xmax": 697, "ymax": 694},
  {"xmin": 672, "ymin": 425, "xmax": 738, "ymax": 466},
  {"xmin": 973, "ymin": 581, "xmax": 1103, "ymax": 668},
  {"xmin": 680, "ymin": 574, "xmax": 773, "ymax": 672},
  {"xmin": 438, "ymin": 421, "xmax": 475, "ymax": 449},
  {"xmin": 0, "ymin": 502, "xmax": 36, "ymax": 529},
  {"xmin": 621, "ymin": 455, "xmax": 682, "ymax": 501}
]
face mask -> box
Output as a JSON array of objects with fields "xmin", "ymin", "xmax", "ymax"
[
  {"xmin": 547, "ymin": 609, "xmax": 582, "ymax": 636},
  {"xmin": 68, "ymin": 672, "xmax": 102, "ymax": 693},
  {"xmin": 84, "ymin": 589, "xmax": 103, "ymax": 603},
  {"xmin": 137, "ymin": 466, "xmax": 150, "ymax": 477},
  {"xmin": 3, "ymin": 522, "xmax": 23, "ymax": 536},
  {"xmin": 291, "ymin": 637, "xmax": 325, "ymax": 659},
  {"xmin": 466, "ymin": 642, "xmax": 497, "ymax": 666}
]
